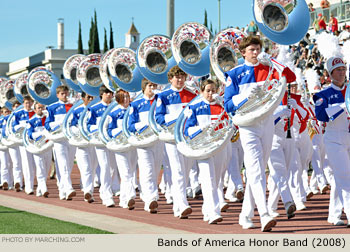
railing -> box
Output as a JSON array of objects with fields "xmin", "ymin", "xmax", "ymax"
[{"xmin": 310, "ymin": 1, "xmax": 350, "ymax": 29}]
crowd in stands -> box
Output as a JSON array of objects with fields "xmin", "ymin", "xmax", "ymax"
[{"xmin": 236, "ymin": 1, "xmax": 349, "ymax": 89}]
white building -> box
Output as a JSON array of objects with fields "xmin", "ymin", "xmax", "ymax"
[{"xmin": 125, "ymin": 21, "xmax": 140, "ymax": 51}]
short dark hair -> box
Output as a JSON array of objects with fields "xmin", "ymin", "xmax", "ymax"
[
  {"xmin": 99, "ymin": 85, "xmax": 113, "ymax": 98},
  {"xmin": 239, "ymin": 35, "xmax": 262, "ymax": 52},
  {"xmin": 167, "ymin": 66, "xmax": 187, "ymax": 81},
  {"xmin": 23, "ymin": 95, "xmax": 34, "ymax": 103},
  {"xmin": 56, "ymin": 85, "xmax": 69, "ymax": 94},
  {"xmin": 81, "ymin": 92, "xmax": 87, "ymax": 98}
]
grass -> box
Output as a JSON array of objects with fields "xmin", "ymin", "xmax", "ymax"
[{"xmin": 0, "ymin": 205, "xmax": 113, "ymax": 234}]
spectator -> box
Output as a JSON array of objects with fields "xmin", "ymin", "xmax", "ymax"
[
  {"xmin": 320, "ymin": 0, "xmax": 330, "ymax": 9},
  {"xmin": 317, "ymin": 13, "xmax": 327, "ymax": 33},
  {"xmin": 247, "ymin": 20, "xmax": 258, "ymax": 36},
  {"xmin": 308, "ymin": 3, "xmax": 315, "ymax": 12},
  {"xmin": 338, "ymin": 25, "xmax": 350, "ymax": 42},
  {"xmin": 295, "ymin": 50, "xmax": 308, "ymax": 71},
  {"xmin": 290, "ymin": 45, "xmax": 300, "ymax": 64},
  {"xmin": 322, "ymin": 69, "xmax": 331, "ymax": 85},
  {"xmin": 328, "ymin": 13, "xmax": 338, "ymax": 34}
]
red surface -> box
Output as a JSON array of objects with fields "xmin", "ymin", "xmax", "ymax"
[{"xmin": 1, "ymin": 165, "xmax": 350, "ymax": 234}]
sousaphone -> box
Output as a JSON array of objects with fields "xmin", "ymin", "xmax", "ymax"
[{"xmin": 253, "ymin": 0, "xmax": 310, "ymax": 45}]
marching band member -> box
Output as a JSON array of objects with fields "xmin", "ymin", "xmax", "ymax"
[
  {"xmin": 0, "ymin": 106, "xmax": 13, "ymax": 190},
  {"xmin": 184, "ymin": 79, "xmax": 228, "ymax": 224},
  {"xmin": 224, "ymin": 36, "xmax": 296, "ymax": 231},
  {"xmin": 301, "ymin": 76, "xmax": 329, "ymax": 195},
  {"xmin": 266, "ymin": 94, "xmax": 297, "ymax": 219},
  {"xmin": 314, "ymin": 56, "xmax": 350, "ymax": 227},
  {"xmin": 70, "ymin": 92, "xmax": 97, "ymax": 203},
  {"xmin": 27, "ymin": 102, "xmax": 52, "ymax": 197},
  {"xmin": 12, "ymin": 95, "xmax": 36, "ymax": 195},
  {"xmin": 155, "ymin": 66, "xmax": 197, "ymax": 219},
  {"xmin": 285, "ymin": 83, "xmax": 310, "ymax": 211},
  {"xmin": 7, "ymin": 101, "xmax": 23, "ymax": 192},
  {"xmin": 87, "ymin": 85, "xmax": 118, "ymax": 207},
  {"xmin": 45, "ymin": 85, "xmax": 76, "ymax": 200},
  {"xmin": 128, "ymin": 79, "xmax": 163, "ymax": 213},
  {"xmin": 224, "ymin": 132, "xmax": 245, "ymax": 202},
  {"xmin": 107, "ymin": 90, "xmax": 137, "ymax": 210}
]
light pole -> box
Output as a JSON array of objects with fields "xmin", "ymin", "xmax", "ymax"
[
  {"xmin": 218, "ymin": 0, "xmax": 221, "ymax": 32},
  {"xmin": 167, "ymin": 0, "xmax": 175, "ymax": 38}
]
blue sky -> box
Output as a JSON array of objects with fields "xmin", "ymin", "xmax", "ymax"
[{"xmin": 0, "ymin": 0, "xmax": 253, "ymax": 62}]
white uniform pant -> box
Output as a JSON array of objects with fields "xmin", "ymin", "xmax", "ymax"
[
  {"xmin": 225, "ymin": 140, "xmax": 244, "ymax": 198},
  {"xmin": 33, "ymin": 149, "xmax": 52, "ymax": 194},
  {"xmin": 95, "ymin": 146, "xmax": 118, "ymax": 203},
  {"xmin": 137, "ymin": 142, "xmax": 163, "ymax": 209},
  {"xmin": 19, "ymin": 145, "xmax": 35, "ymax": 194},
  {"xmin": 198, "ymin": 147, "xmax": 227, "ymax": 222},
  {"xmin": 8, "ymin": 146, "xmax": 22, "ymax": 187},
  {"xmin": 309, "ymin": 134, "xmax": 328, "ymax": 190},
  {"xmin": 239, "ymin": 115, "xmax": 274, "ymax": 219},
  {"xmin": 165, "ymin": 142, "xmax": 193, "ymax": 216},
  {"xmin": 161, "ymin": 149, "xmax": 172, "ymax": 200},
  {"xmin": 115, "ymin": 148, "xmax": 137, "ymax": 207},
  {"xmin": 324, "ymin": 136, "xmax": 350, "ymax": 221},
  {"xmin": 53, "ymin": 140, "xmax": 76, "ymax": 195},
  {"xmin": 188, "ymin": 162, "xmax": 200, "ymax": 193},
  {"xmin": 267, "ymin": 132, "xmax": 295, "ymax": 211},
  {"xmin": 0, "ymin": 149, "xmax": 13, "ymax": 186},
  {"xmin": 76, "ymin": 146, "xmax": 98, "ymax": 195}
]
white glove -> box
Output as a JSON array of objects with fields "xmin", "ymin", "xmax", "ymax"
[
  {"xmin": 71, "ymin": 126, "xmax": 80, "ymax": 135},
  {"xmin": 213, "ymin": 94, "xmax": 224, "ymax": 104},
  {"xmin": 340, "ymin": 102, "xmax": 347, "ymax": 110},
  {"xmin": 280, "ymin": 107, "xmax": 292, "ymax": 118},
  {"xmin": 287, "ymin": 98, "xmax": 298, "ymax": 109},
  {"xmin": 257, "ymin": 52, "xmax": 272, "ymax": 66}
]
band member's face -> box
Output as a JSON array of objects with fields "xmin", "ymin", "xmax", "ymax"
[
  {"xmin": 101, "ymin": 91, "xmax": 113, "ymax": 104},
  {"xmin": 57, "ymin": 91, "xmax": 69, "ymax": 103},
  {"xmin": 331, "ymin": 66, "xmax": 346, "ymax": 87},
  {"xmin": 121, "ymin": 93, "xmax": 130, "ymax": 108},
  {"xmin": 290, "ymin": 84, "xmax": 298, "ymax": 94},
  {"xmin": 35, "ymin": 104, "xmax": 45, "ymax": 116},
  {"xmin": 170, "ymin": 74, "xmax": 186, "ymax": 90},
  {"xmin": 2, "ymin": 109, "xmax": 10, "ymax": 116},
  {"xmin": 144, "ymin": 83, "xmax": 157, "ymax": 98},
  {"xmin": 242, "ymin": 44, "xmax": 261, "ymax": 64},
  {"xmin": 82, "ymin": 95, "xmax": 94, "ymax": 106},
  {"xmin": 23, "ymin": 100, "xmax": 34, "ymax": 111},
  {"xmin": 202, "ymin": 84, "xmax": 217, "ymax": 102}
]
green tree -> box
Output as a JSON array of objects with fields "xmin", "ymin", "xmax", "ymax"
[
  {"xmin": 88, "ymin": 17, "xmax": 94, "ymax": 54},
  {"xmin": 92, "ymin": 9, "xmax": 101, "ymax": 53},
  {"xmin": 77, "ymin": 21, "xmax": 84, "ymax": 54},
  {"xmin": 204, "ymin": 9, "xmax": 208, "ymax": 28},
  {"xmin": 103, "ymin": 28, "xmax": 108, "ymax": 52},
  {"xmin": 210, "ymin": 21, "xmax": 213, "ymax": 34},
  {"xmin": 109, "ymin": 21, "xmax": 114, "ymax": 49}
]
